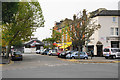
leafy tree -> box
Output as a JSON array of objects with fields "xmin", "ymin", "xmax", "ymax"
[
  {"xmin": 2, "ymin": 2, "xmax": 45, "ymax": 58},
  {"xmin": 42, "ymin": 38, "xmax": 56, "ymax": 49},
  {"xmin": 2, "ymin": 2, "xmax": 19, "ymax": 24},
  {"xmin": 52, "ymin": 30, "xmax": 62, "ymax": 43},
  {"xmin": 69, "ymin": 9, "xmax": 101, "ymax": 51}
]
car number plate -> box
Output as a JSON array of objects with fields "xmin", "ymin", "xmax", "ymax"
[{"xmin": 16, "ymin": 55, "xmax": 19, "ymax": 57}]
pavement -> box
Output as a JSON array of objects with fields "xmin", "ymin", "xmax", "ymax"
[
  {"xmin": 59, "ymin": 57, "xmax": 120, "ymax": 63},
  {"xmin": 0, "ymin": 56, "xmax": 11, "ymax": 65}
]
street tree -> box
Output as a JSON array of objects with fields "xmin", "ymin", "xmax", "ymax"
[
  {"xmin": 42, "ymin": 38, "xmax": 56, "ymax": 49},
  {"xmin": 2, "ymin": 2, "xmax": 45, "ymax": 58},
  {"xmin": 52, "ymin": 30, "xmax": 62, "ymax": 43},
  {"xmin": 2, "ymin": 2, "xmax": 19, "ymax": 24},
  {"xmin": 69, "ymin": 9, "xmax": 101, "ymax": 51}
]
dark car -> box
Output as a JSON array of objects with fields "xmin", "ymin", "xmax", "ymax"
[
  {"xmin": 59, "ymin": 50, "xmax": 76, "ymax": 58},
  {"xmin": 58, "ymin": 51, "xmax": 67, "ymax": 58},
  {"xmin": 11, "ymin": 51, "xmax": 23, "ymax": 61}
]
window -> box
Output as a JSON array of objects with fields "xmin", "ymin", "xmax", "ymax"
[
  {"xmin": 113, "ymin": 17, "xmax": 116, "ymax": 22},
  {"xmin": 111, "ymin": 27, "xmax": 119, "ymax": 36},
  {"xmin": 115, "ymin": 28, "xmax": 119, "ymax": 35},
  {"xmin": 110, "ymin": 28, "xmax": 114, "ymax": 35}
]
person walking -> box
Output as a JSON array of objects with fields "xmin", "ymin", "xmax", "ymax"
[{"xmin": 90, "ymin": 49, "xmax": 94, "ymax": 59}]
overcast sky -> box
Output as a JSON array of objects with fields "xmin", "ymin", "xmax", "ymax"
[{"xmin": 33, "ymin": 0, "xmax": 120, "ymax": 41}]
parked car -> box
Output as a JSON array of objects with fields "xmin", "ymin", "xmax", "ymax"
[
  {"xmin": 11, "ymin": 51, "xmax": 23, "ymax": 61},
  {"xmin": 48, "ymin": 49, "xmax": 57, "ymax": 56},
  {"xmin": 36, "ymin": 50, "xmax": 40, "ymax": 54},
  {"xmin": 79, "ymin": 52, "xmax": 88, "ymax": 59},
  {"xmin": 58, "ymin": 51, "xmax": 66, "ymax": 58},
  {"xmin": 42, "ymin": 49, "xmax": 50, "ymax": 55},
  {"xmin": 40, "ymin": 49, "xmax": 45, "ymax": 54},
  {"xmin": 103, "ymin": 48, "xmax": 120, "ymax": 59},
  {"xmin": 66, "ymin": 51, "xmax": 88, "ymax": 59},
  {"xmin": 59, "ymin": 50, "xmax": 76, "ymax": 58},
  {"xmin": 57, "ymin": 51, "xmax": 62, "ymax": 57},
  {"xmin": 116, "ymin": 48, "xmax": 120, "ymax": 58}
]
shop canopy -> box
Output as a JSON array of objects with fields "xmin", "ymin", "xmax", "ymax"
[{"xmin": 59, "ymin": 42, "xmax": 72, "ymax": 49}]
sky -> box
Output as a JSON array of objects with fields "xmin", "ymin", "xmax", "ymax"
[{"xmin": 33, "ymin": 0, "xmax": 120, "ymax": 41}]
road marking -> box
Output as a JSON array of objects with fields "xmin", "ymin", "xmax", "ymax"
[
  {"xmin": 0, "ymin": 64, "xmax": 3, "ymax": 66},
  {"xmin": 113, "ymin": 61, "xmax": 120, "ymax": 63}
]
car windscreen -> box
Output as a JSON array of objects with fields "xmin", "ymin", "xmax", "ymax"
[
  {"xmin": 104, "ymin": 49, "xmax": 110, "ymax": 52},
  {"xmin": 15, "ymin": 52, "xmax": 21, "ymax": 54}
]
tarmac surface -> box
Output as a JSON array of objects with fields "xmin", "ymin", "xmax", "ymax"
[{"xmin": 1, "ymin": 53, "xmax": 119, "ymax": 78}]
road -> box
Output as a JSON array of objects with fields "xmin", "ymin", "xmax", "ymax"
[{"xmin": 2, "ymin": 53, "xmax": 118, "ymax": 78}]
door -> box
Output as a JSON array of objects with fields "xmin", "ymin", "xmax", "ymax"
[{"xmin": 97, "ymin": 45, "xmax": 103, "ymax": 57}]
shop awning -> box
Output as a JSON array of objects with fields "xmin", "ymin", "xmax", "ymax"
[{"xmin": 59, "ymin": 42, "xmax": 72, "ymax": 49}]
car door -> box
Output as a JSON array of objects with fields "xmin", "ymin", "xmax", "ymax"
[{"xmin": 74, "ymin": 52, "xmax": 79, "ymax": 59}]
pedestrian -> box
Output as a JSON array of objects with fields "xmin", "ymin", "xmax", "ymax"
[{"xmin": 90, "ymin": 49, "xmax": 94, "ymax": 59}]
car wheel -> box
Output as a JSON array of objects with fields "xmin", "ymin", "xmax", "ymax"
[
  {"xmin": 20, "ymin": 58, "xmax": 23, "ymax": 61},
  {"xmin": 72, "ymin": 56, "xmax": 75, "ymax": 59},
  {"xmin": 113, "ymin": 56, "xmax": 116, "ymax": 59},
  {"xmin": 85, "ymin": 57, "xmax": 88, "ymax": 59},
  {"xmin": 105, "ymin": 57, "xmax": 108, "ymax": 59}
]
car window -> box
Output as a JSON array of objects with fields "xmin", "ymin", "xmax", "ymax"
[
  {"xmin": 75, "ymin": 53, "xmax": 78, "ymax": 55},
  {"xmin": 80, "ymin": 52, "xmax": 85, "ymax": 55},
  {"xmin": 111, "ymin": 49, "xmax": 118, "ymax": 53},
  {"xmin": 104, "ymin": 49, "xmax": 110, "ymax": 52},
  {"xmin": 118, "ymin": 49, "xmax": 120, "ymax": 52},
  {"xmin": 15, "ymin": 52, "xmax": 21, "ymax": 54}
]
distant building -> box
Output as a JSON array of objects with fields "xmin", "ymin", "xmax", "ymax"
[
  {"xmin": 87, "ymin": 9, "xmax": 120, "ymax": 56},
  {"xmin": 52, "ymin": 18, "xmax": 73, "ymax": 50},
  {"xmin": 24, "ymin": 39, "xmax": 44, "ymax": 53}
]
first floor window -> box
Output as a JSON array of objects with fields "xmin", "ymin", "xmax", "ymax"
[
  {"xmin": 115, "ymin": 28, "xmax": 119, "ymax": 35},
  {"xmin": 110, "ymin": 27, "xmax": 114, "ymax": 35}
]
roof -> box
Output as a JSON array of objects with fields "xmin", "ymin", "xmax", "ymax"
[
  {"xmin": 24, "ymin": 39, "xmax": 44, "ymax": 46},
  {"xmin": 92, "ymin": 10, "xmax": 120, "ymax": 17}
]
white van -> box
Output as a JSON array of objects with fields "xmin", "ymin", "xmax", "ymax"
[{"xmin": 103, "ymin": 48, "xmax": 120, "ymax": 59}]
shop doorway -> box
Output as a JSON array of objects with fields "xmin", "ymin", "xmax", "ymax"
[
  {"xmin": 96, "ymin": 45, "xmax": 103, "ymax": 57},
  {"xmin": 96, "ymin": 41, "xmax": 103, "ymax": 57}
]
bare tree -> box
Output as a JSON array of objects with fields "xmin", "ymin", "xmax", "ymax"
[{"xmin": 69, "ymin": 9, "xmax": 101, "ymax": 51}]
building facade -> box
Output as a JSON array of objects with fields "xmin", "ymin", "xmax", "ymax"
[{"xmin": 87, "ymin": 10, "xmax": 120, "ymax": 56}]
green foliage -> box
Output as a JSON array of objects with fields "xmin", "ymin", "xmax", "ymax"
[
  {"xmin": 2, "ymin": 2, "xmax": 19, "ymax": 24},
  {"xmin": 2, "ymin": 2, "xmax": 45, "ymax": 45},
  {"xmin": 52, "ymin": 30, "xmax": 62, "ymax": 43},
  {"xmin": 13, "ymin": 40, "xmax": 23, "ymax": 48},
  {"xmin": 2, "ymin": 2, "xmax": 45, "ymax": 57},
  {"xmin": 42, "ymin": 37, "xmax": 56, "ymax": 49}
]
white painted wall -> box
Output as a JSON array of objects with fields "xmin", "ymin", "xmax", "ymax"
[
  {"xmin": 24, "ymin": 47, "xmax": 36, "ymax": 54},
  {"xmin": 88, "ymin": 16, "xmax": 119, "ymax": 55}
]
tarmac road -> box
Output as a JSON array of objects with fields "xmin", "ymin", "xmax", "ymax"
[{"xmin": 2, "ymin": 53, "xmax": 119, "ymax": 78}]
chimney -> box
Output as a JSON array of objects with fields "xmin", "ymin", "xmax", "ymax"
[{"xmin": 73, "ymin": 14, "xmax": 76, "ymax": 20}]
